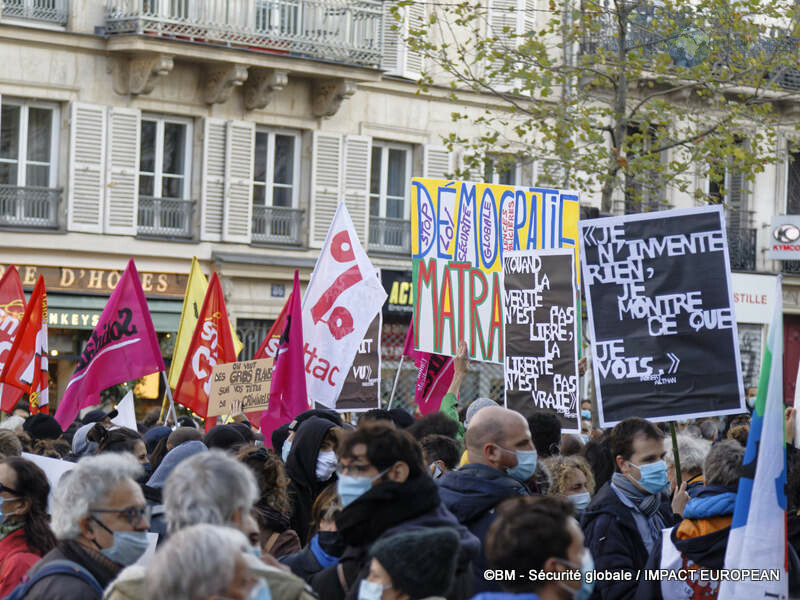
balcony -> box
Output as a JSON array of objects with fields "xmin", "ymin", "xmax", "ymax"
[
  {"xmin": 727, "ymin": 228, "xmax": 757, "ymax": 272},
  {"xmin": 0, "ymin": 0, "xmax": 68, "ymax": 25},
  {"xmin": 104, "ymin": 0, "xmax": 383, "ymax": 68},
  {"xmin": 252, "ymin": 205, "xmax": 303, "ymax": 245},
  {"xmin": 0, "ymin": 185, "xmax": 60, "ymax": 229},
  {"xmin": 369, "ymin": 217, "xmax": 410, "ymax": 254},
  {"xmin": 137, "ymin": 196, "xmax": 194, "ymax": 239}
]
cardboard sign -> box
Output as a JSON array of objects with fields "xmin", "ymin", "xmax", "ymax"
[
  {"xmin": 335, "ymin": 313, "xmax": 382, "ymax": 411},
  {"xmin": 503, "ymin": 250, "xmax": 579, "ymax": 433},
  {"xmin": 580, "ymin": 205, "xmax": 745, "ymax": 426},
  {"xmin": 411, "ymin": 178, "xmax": 579, "ymax": 364},
  {"xmin": 208, "ymin": 358, "xmax": 273, "ymax": 417}
]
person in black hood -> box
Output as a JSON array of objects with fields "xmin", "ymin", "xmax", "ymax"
[
  {"xmin": 285, "ymin": 416, "xmax": 340, "ymax": 544},
  {"xmin": 438, "ymin": 405, "xmax": 534, "ymax": 593},
  {"xmin": 310, "ymin": 422, "xmax": 480, "ymax": 600},
  {"xmin": 278, "ymin": 409, "xmax": 344, "ymax": 462}
]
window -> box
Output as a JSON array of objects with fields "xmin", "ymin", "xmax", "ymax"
[
  {"xmin": 484, "ymin": 157, "xmax": 520, "ymax": 185},
  {"xmin": 708, "ymin": 142, "xmax": 753, "ymax": 270},
  {"xmin": 139, "ymin": 116, "xmax": 192, "ymax": 199},
  {"xmin": 252, "ymin": 130, "xmax": 300, "ymax": 208},
  {"xmin": 0, "ymin": 99, "xmax": 58, "ymax": 188},
  {"xmin": 787, "ymin": 149, "xmax": 800, "ymax": 214},
  {"xmin": 369, "ymin": 142, "xmax": 411, "ymax": 220}
]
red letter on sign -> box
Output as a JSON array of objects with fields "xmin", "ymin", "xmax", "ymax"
[{"xmin": 331, "ymin": 230, "xmax": 356, "ymax": 263}]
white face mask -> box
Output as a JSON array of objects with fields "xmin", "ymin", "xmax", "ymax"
[{"xmin": 316, "ymin": 450, "xmax": 338, "ymax": 481}]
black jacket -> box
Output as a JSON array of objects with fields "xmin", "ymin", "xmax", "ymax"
[
  {"xmin": 438, "ymin": 464, "xmax": 529, "ymax": 592},
  {"xmin": 581, "ymin": 481, "xmax": 676, "ymax": 600},
  {"xmin": 281, "ymin": 532, "xmax": 345, "ymax": 583}
]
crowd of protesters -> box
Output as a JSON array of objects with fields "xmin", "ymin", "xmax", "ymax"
[{"xmin": 0, "ymin": 349, "xmax": 794, "ymax": 600}]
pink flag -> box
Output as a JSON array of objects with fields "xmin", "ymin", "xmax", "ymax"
[
  {"xmin": 402, "ymin": 321, "xmax": 423, "ymax": 365},
  {"xmin": 415, "ymin": 353, "xmax": 454, "ymax": 415},
  {"xmin": 55, "ymin": 259, "xmax": 165, "ymax": 428},
  {"xmin": 261, "ymin": 270, "xmax": 308, "ymax": 446}
]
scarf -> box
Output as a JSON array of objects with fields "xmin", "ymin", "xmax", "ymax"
[
  {"xmin": 683, "ymin": 491, "xmax": 737, "ymax": 519},
  {"xmin": 310, "ymin": 533, "xmax": 340, "ymax": 568},
  {"xmin": 611, "ymin": 472, "xmax": 661, "ymax": 517},
  {"xmin": 335, "ymin": 475, "xmax": 440, "ymax": 547},
  {"xmin": 0, "ymin": 521, "xmax": 24, "ymax": 541}
]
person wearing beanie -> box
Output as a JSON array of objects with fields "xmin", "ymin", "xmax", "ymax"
[
  {"xmin": 362, "ymin": 528, "xmax": 460, "ymax": 600},
  {"xmin": 204, "ymin": 424, "xmax": 246, "ymax": 452},
  {"xmin": 22, "ymin": 414, "xmax": 63, "ymax": 441}
]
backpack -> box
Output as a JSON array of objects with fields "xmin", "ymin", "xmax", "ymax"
[{"xmin": 3, "ymin": 559, "xmax": 103, "ymax": 600}]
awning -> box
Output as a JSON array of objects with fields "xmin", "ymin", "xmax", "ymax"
[{"xmin": 45, "ymin": 293, "xmax": 181, "ymax": 332}]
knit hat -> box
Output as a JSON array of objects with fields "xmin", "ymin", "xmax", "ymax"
[
  {"xmin": 23, "ymin": 414, "xmax": 63, "ymax": 440},
  {"xmin": 369, "ymin": 527, "xmax": 460, "ymax": 599},
  {"xmin": 465, "ymin": 398, "xmax": 496, "ymax": 428},
  {"xmin": 204, "ymin": 424, "xmax": 246, "ymax": 451}
]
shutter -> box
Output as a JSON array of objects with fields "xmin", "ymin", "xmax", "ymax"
[
  {"xmin": 67, "ymin": 103, "xmax": 106, "ymax": 233},
  {"xmin": 310, "ymin": 131, "xmax": 343, "ymax": 247},
  {"xmin": 424, "ymin": 146, "xmax": 453, "ymax": 179},
  {"xmin": 487, "ymin": 0, "xmax": 518, "ymax": 90},
  {"xmin": 382, "ymin": 1, "xmax": 402, "ymax": 75},
  {"xmin": 458, "ymin": 150, "xmax": 482, "ymax": 182},
  {"xmin": 382, "ymin": 1, "xmax": 425, "ymax": 79},
  {"xmin": 404, "ymin": 1, "xmax": 426, "ymax": 79},
  {"xmin": 222, "ymin": 120, "xmax": 254, "ymax": 243},
  {"xmin": 342, "ymin": 135, "xmax": 371, "ymax": 244},
  {"xmin": 201, "ymin": 117, "xmax": 226, "ymax": 241},
  {"xmin": 104, "ymin": 107, "xmax": 140, "ymax": 235},
  {"xmin": 727, "ymin": 170, "xmax": 747, "ymax": 230},
  {"xmin": 521, "ymin": 0, "xmax": 536, "ymax": 35}
]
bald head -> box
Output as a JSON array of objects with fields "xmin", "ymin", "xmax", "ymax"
[{"xmin": 465, "ymin": 406, "xmax": 532, "ymax": 470}]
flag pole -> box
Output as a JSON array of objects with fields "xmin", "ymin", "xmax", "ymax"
[
  {"xmin": 387, "ymin": 355, "xmax": 405, "ymax": 410},
  {"xmin": 669, "ymin": 421, "xmax": 682, "ymax": 488},
  {"xmin": 160, "ymin": 371, "xmax": 177, "ymax": 426}
]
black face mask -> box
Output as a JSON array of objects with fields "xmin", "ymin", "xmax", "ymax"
[{"xmin": 136, "ymin": 462, "xmax": 152, "ymax": 484}]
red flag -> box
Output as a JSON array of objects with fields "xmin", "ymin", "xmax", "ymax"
[
  {"xmin": 0, "ymin": 276, "xmax": 49, "ymax": 414},
  {"xmin": 55, "ymin": 259, "xmax": 165, "ymax": 428},
  {"xmin": 174, "ymin": 272, "xmax": 237, "ymax": 431},
  {"xmin": 260, "ymin": 270, "xmax": 308, "ymax": 445},
  {"xmin": 0, "ymin": 266, "xmax": 26, "ymax": 411},
  {"xmin": 414, "ymin": 354, "xmax": 454, "ymax": 415}
]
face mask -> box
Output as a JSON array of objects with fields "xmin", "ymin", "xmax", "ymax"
[
  {"xmin": 505, "ymin": 448, "xmax": 538, "ymax": 482},
  {"xmin": 429, "ymin": 462, "xmax": 444, "ymax": 480},
  {"xmin": 357, "ymin": 579, "xmax": 389, "ymax": 600},
  {"xmin": 557, "ymin": 551, "xmax": 595, "ymax": 600},
  {"xmin": 580, "ymin": 410, "xmax": 591, "ymax": 420},
  {"xmin": 250, "ymin": 544, "xmax": 262, "ymax": 559},
  {"xmin": 337, "ymin": 469, "xmax": 388, "ymax": 508},
  {"xmin": 747, "ymin": 395, "xmax": 756, "ymax": 409},
  {"xmin": 281, "ymin": 439, "xmax": 292, "ymax": 462},
  {"xmin": 568, "ymin": 491, "xmax": 591, "ymax": 512},
  {"xmin": 0, "ymin": 497, "xmax": 19, "ymax": 526},
  {"xmin": 247, "ymin": 580, "xmax": 272, "ymax": 600},
  {"xmin": 100, "ymin": 530, "xmax": 151, "ymax": 566},
  {"xmin": 580, "ymin": 434, "xmax": 589, "ymax": 443},
  {"xmin": 629, "ymin": 459, "xmax": 668, "ymax": 495},
  {"xmin": 316, "ymin": 451, "xmax": 337, "ymax": 481}
]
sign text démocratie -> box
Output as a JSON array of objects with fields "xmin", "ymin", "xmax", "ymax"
[{"xmin": 0, "ymin": 264, "xmax": 188, "ymax": 298}]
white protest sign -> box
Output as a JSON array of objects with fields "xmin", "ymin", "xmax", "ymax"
[
  {"xmin": 302, "ymin": 204, "xmax": 387, "ymax": 409},
  {"xmin": 110, "ymin": 391, "xmax": 137, "ymax": 431},
  {"xmin": 21, "ymin": 452, "xmax": 75, "ymax": 512}
]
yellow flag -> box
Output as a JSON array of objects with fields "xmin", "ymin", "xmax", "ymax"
[{"xmin": 167, "ymin": 257, "xmax": 243, "ymax": 389}]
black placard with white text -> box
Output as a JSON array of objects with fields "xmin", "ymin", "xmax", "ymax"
[
  {"xmin": 580, "ymin": 206, "xmax": 745, "ymax": 426},
  {"xmin": 334, "ymin": 313, "xmax": 382, "ymax": 412}
]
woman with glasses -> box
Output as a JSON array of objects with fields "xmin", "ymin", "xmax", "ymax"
[{"xmin": 0, "ymin": 456, "xmax": 56, "ymax": 596}]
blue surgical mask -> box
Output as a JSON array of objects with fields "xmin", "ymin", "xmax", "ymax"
[
  {"xmin": 247, "ymin": 580, "xmax": 272, "ymax": 600},
  {"xmin": 558, "ymin": 551, "xmax": 595, "ymax": 600},
  {"xmin": 100, "ymin": 530, "xmax": 151, "ymax": 566},
  {"xmin": 580, "ymin": 410, "xmax": 591, "ymax": 420},
  {"xmin": 250, "ymin": 544, "xmax": 262, "ymax": 559},
  {"xmin": 629, "ymin": 459, "xmax": 669, "ymax": 495},
  {"xmin": 358, "ymin": 579, "xmax": 390, "ymax": 600},
  {"xmin": 281, "ymin": 439, "xmax": 292, "ymax": 462},
  {"xmin": 568, "ymin": 491, "xmax": 591, "ymax": 512},
  {"xmin": 504, "ymin": 448, "xmax": 538, "ymax": 482},
  {"xmin": 337, "ymin": 469, "xmax": 388, "ymax": 508},
  {"xmin": 580, "ymin": 434, "xmax": 589, "ymax": 443},
  {"xmin": 0, "ymin": 497, "xmax": 19, "ymax": 526}
]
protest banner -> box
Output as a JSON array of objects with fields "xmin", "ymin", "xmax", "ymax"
[
  {"xmin": 301, "ymin": 204, "xmax": 387, "ymax": 409},
  {"xmin": 411, "ymin": 178, "xmax": 580, "ymax": 364},
  {"xmin": 110, "ymin": 390, "xmax": 137, "ymax": 430},
  {"xmin": 503, "ymin": 249, "xmax": 579, "ymax": 433},
  {"xmin": 580, "ymin": 205, "xmax": 745, "ymax": 426},
  {"xmin": 207, "ymin": 358, "xmax": 273, "ymax": 417},
  {"xmin": 335, "ymin": 313, "xmax": 381, "ymax": 412}
]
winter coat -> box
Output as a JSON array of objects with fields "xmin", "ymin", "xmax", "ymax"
[
  {"xmin": 439, "ymin": 463, "xmax": 529, "ymax": 593},
  {"xmin": 581, "ymin": 481, "xmax": 677, "ymax": 600},
  {"xmin": 310, "ymin": 474, "xmax": 480, "ymax": 600},
  {"xmin": 22, "ymin": 540, "xmax": 122, "ymax": 600},
  {"xmin": 0, "ymin": 528, "xmax": 42, "ymax": 597}
]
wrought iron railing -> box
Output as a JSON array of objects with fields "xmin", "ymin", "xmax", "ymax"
[
  {"xmin": 252, "ymin": 205, "xmax": 303, "ymax": 245},
  {"xmin": 104, "ymin": 0, "xmax": 383, "ymax": 68},
  {"xmin": 727, "ymin": 227, "xmax": 757, "ymax": 272},
  {"xmin": 369, "ymin": 216, "xmax": 410, "ymax": 254},
  {"xmin": 137, "ymin": 196, "xmax": 194, "ymax": 238},
  {"xmin": 0, "ymin": 0, "xmax": 68, "ymax": 24},
  {"xmin": 0, "ymin": 185, "xmax": 60, "ymax": 229}
]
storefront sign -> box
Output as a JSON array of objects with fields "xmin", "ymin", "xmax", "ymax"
[
  {"xmin": 0, "ymin": 264, "xmax": 187, "ymax": 298},
  {"xmin": 731, "ymin": 273, "xmax": 777, "ymax": 325},
  {"xmin": 381, "ymin": 270, "xmax": 413, "ymax": 318},
  {"xmin": 769, "ymin": 216, "xmax": 800, "ymax": 260}
]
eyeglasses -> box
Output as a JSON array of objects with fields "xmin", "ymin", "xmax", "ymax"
[
  {"xmin": 89, "ymin": 505, "xmax": 151, "ymax": 525},
  {"xmin": 336, "ymin": 462, "xmax": 375, "ymax": 476},
  {"xmin": 0, "ymin": 482, "xmax": 21, "ymax": 496}
]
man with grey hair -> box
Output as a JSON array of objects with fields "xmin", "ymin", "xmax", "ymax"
[
  {"xmin": 147, "ymin": 524, "xmax": 267, "ymax": 600},
  {"xmin": 22, "ymin": 453, "xmax": 149, "ymax": 599},
  {"xmin": 438, "ymin": 405, "xmax": 535, "ymax": 592},
  {"xmin": 105, "ymin": 450, "xmax": 315, "ymax": 600},
  {"xmin": 635, "ymin": 440, "xmax": 745, "ymax": 600}
]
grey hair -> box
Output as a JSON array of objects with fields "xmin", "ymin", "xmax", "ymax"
[
  {"xmin": 164, "ymin": 449, "xmax": 258, "ymax": 535},
  {"xmin": 51, "ymin": 453, "xmax": 143, "ymax": 540},
  {"xmin": 663, "ymin": 434, "xmax": 710, "ymax": 476},
  {"xmin": 0, "ymin": 430, "xmax": 22, "ymax": 458},
  {"xmin": 704, "ymin": 440, "xmax": 744, "ymax": 487},
  {"xmin": 146, "ymin": 524, "xmax": 251, "ymax": 600}
]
